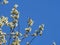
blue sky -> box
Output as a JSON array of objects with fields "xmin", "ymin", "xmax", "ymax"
[{"xmin": 0, "ymin": 0, "xmax": 60, "ymax": 45}]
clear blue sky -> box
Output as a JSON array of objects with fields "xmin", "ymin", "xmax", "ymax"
[{"xmin": 0, "ymin": 0, "xmax": 60, "ymax": 45}]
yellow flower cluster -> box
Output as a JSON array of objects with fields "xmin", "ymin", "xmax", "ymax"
[
  {"xmin": 11, "ymin": 38, "xmax": 21, "ymax": 45},
  {"xmin": 0, "ymin": 29, "xmax": 6, "ymax": 44},
  {"xmin": 2, "ymin": 0, "xmax": 8, "ymax": 4},
  {"xmin": 0, "ymin": 16, "xmax": 8, "ymax": 27}
]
